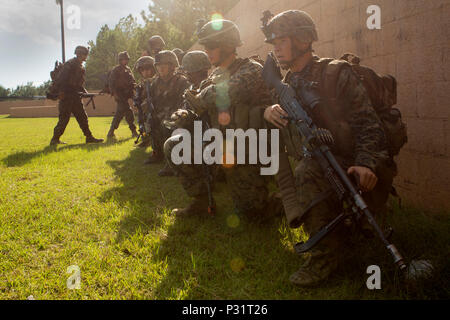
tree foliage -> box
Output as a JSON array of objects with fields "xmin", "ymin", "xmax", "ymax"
[
  {"xmin": 85, "ymin": 0, "xmax": 239, "ymax": 90},
  {"xmin": 0, "ymin": 81, "xmax": 51, "ymax": 98}
]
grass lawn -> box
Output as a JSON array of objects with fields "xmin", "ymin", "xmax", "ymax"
[{"xmin": 0, "ymin": 115, "xmax": 448, "ymax": 300}]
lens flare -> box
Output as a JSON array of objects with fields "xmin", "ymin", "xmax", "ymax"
[
  {"xmin": 230, "ymin": 257, "xmax": 245, "ymax": 272},
  {"xmin": 211, "ymin": 13, "xmax": 224, "ymax": 31},
  {"xmin": 218, "ymin": 111, "xmax": 231, "ymax": 126},
  {"xmin": 226, "ymin": 213, "xmax": 240, "ymax": 228}
]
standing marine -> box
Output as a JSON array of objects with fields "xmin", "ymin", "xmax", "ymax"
[
  {"xmin": 107, "ymin": 51, "xmax": 138, "ymax": 139},
  {"xmin": 148, "ymin": 35, "xmax": 166, "ymax": 58},
  {"xmin": 49, "ymin": 46, "xmax": 103, "ymax": 145},
  {"xmin": 133, "ymin": 56, "xmax": 157, "ymax": 146},
  {"xmin": 144, "ymin": 50, "xmax": 189, "ymax": 177},
  {"xmin": 262, "ymin": 10, "xmax": 397, "ymax": 286}
]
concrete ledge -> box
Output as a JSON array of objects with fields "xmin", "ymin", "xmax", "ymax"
[
  {"xmin": 10, "ymin": 105, "xmax": 58, "ymax": 118},
  {"xmin": 7, "ymin": 93, "xmax": 120, "ymax": 118}
]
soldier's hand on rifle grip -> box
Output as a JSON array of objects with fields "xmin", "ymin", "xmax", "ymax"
[
  {"xmin": 264, "ymin": 104, "xmax": 289, "ymax": 128},
  {"xmin": 347, "ymin": 166, "xmax": 378, "ymax": 192}
]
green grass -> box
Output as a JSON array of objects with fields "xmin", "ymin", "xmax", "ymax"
[{"xmin": 0, "ymin": 115, "xmax": 449, "ymax": 300}]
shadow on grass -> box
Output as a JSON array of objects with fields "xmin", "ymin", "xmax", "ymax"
[
  {"xmin": 2, "ymin": 138, "xmax": 131, "ymax": 167},
  {"xmin": 100, "ymin": 147, "xmax": 185, "ymax": 243},
  {"xmin": 150, "ymin": 210, "xmax": 303, "ymax": 299}
]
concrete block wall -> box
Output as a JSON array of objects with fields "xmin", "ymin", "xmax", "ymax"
[{"xmin": 195, "ymin": 0, "xmax": 450, "ymax": 211}]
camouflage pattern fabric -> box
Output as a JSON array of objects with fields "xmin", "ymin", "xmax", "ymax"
[
  {"xmin": 149, "ymin": 73, "xmax": 189, "ymax": 154},
  {"xmin": 275, "ymin": 55, "xmax": 395, "ymax": 283},
  {"xmin": 110, "ymin": 98, "xmax": 136, "ymax": 132},
  {"xmin": 53, "ymin": 96, "xmax": 92, "ymax": 139},
  {"xmin": 164, "ymin": 57, "xmax": 272, "ymax": 216},
  {"xmin": 109, "ymin": 64, "xmax": 136, "ymax": 100},
  {"xmin": 53, "ymin": 58, "xmax": 85, "ymax": 99},
  {"xmin": 51, "ymin": 58, "xmax": 92, "ymax": 139}
]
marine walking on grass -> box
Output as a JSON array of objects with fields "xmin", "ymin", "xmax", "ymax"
[
  {"xmin": 48, "ymin": 46, "xmax": 103, "ymax": 146},
  {"xmin": 107, "ymin": 51, "xmax": 138, "ymax": 140}
]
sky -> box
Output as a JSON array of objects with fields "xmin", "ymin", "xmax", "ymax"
[{"xmin": 0, "ymin": 0, "xmax": 151, "ymax": 89}]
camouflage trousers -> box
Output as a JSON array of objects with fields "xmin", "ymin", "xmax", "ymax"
[
  {"xmin": 294, "ymin": 157, "xmax": 395, "ymax": 279},
  {"xmin": 53, "ymin": 96, "xmax": 92, "ymax": 139},
  {"xmin": 148, "ymin": 118, "xmax": 172, "ymax": 156},
  {"xmin": 164, "ymin": 134, "xmax": 269, "ymax": 215},
  {"xmin": 110, "ymin": 98, "xmax": 136, "ymax": 131}
]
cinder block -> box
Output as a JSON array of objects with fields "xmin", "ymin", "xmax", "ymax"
[
  {"xmin": 417, "ymin": 81, "xmax": 450, "ymax": 119},
  {"xmin": 404, "ymin": 117, "xmax": 446, "ymax": 156},
  {"xmin": 396, "ymin": 14, "xmax": 421, "ymax": 53},
  {"xmin": 396, "ymin": 83, "xmax": 418, "ymax": 118},
  {"xmin": 299, "ymin": 0, "xmax": 321, "ymax": 24},
  {"xmin": 378, "ymin": 21, "xmax": 400, "ymax": 56}
]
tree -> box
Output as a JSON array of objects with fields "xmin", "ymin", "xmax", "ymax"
[
  {"xmin": 84, "ymin": 0, "xmax": 240, "ymax": 89},
  {"xmin": 0, "ymin": 85, "xmax": 11, "ymax": 97}
]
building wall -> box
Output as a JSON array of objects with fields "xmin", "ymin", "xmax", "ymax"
[{"xmin": 197, "ymin": 0, "xmax": 450, "ymax": 211}]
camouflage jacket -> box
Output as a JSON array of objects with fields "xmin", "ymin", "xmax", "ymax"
[
  {"xmin": 194, "ymin": 57, "xmax": 272, "ymax": 131},
  {"xmin": 149, "ymin": 73, "xmax": 189, "ymax": 121},
  {"xmin": 54, "ymin": 57, "xmax": 86, "ymax": 97},
  {"xmin": 134, "ymin": 78, "xmax": 154, "ymax": 124},
  {"xmin": 109, "ymin": 64, "xmax": 136, "ymax": 100},
  {"xmin": 279, "ymin": 55, "xmax": 389, "ymax": 173}
]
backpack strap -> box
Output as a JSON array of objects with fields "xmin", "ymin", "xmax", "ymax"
[{"xmin": 321, "ymin": 59, "xmax": 351, "ymax": 108}]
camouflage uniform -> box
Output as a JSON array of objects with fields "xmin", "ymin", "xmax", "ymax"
[
  {"xmin": 148, "ymin": 71, "xmax": 189, "ymax": 157},
  {"xmin": 51, "ymin": 55, "xmax": 93, "ymax": 141},
  {"xmin": 165, "ymin": 56, "xmax": 272, "ymax": 216},
  {"xmin": 262, "ymin": 10, "xmax": 395, "ymax": 286},
  {"xmin": 108, "ymin": 62, "xmax": 137, "ymax": 135},
  {"xmin": 280, "ymin": 58, "xmax": 394, "ymax": 284}
]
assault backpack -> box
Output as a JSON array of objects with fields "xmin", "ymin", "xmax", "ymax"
[
  {"xmin": 322, "ymin": 53, "xmax": 407, "ymax": 157},
  {"xmin": 46, "ymin": 61, "xmax": 64, "ymax": 100}
]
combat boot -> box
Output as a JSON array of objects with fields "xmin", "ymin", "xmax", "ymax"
[
  {"xmin": 289, "ymin": 248, "xmax": 337, "ymax": 287},
  {"xmin": 135, "ymin": 136, "xmax": 151, "ymax": 148},
  {"xmin": 143, "ymin": 151, "xmax": 163, "ymax": 164},
  {"xmin": 86, "ymin": 135, "xmax": 104, "ymax": 144},
  {"xmin": 131, "ymin": 128, "xmax": 139, "ymax": 138},
  {"xmin": 50, "ymin": 138, "xmax": 66, "ymax": 146},
  {"xmin": 158, "ymin": 163, "xmax": 175, "ymax": 177},
  {"xmin": 171, "ymin": 195, "xmax": 209, "ymax": 217}
]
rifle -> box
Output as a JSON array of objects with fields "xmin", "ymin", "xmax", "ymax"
[
  {"xmin": 133, "ymin": 85, "xmax": 148, "ymax": 144},
  {"xmin": 79, "ymin": 92, "xmax": 103, "ymax": 110},
  {"xmin": 199, "ymin": 112, "xmax": 216, "ymax": 216},
  {"xmin": 144, "ymin": 80, "xmax": 157, "ymax": 149},
  {"xmin": 262, "ymin": 52, "xmax": 407, "ymax": 272}
]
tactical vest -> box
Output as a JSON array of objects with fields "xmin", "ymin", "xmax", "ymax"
[
  {"xmin": 151, "ymin": 74, "xmax": 188, "ymax": 120},
  {"xmin": 205, "ymin": 58, "xmax": 270, "ymax": 131},
  {"xmin": 282, "ymin": 55, "xmax": 407, "ymax": 163}
]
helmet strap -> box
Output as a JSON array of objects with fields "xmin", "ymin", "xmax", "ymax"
[
  {"xmin": 216, "ymin": 46, "xmax": 236, "ymax": 67},
  {"xmin": 288, "ymin": 38, "xmax": 312, "ymax": 67}
]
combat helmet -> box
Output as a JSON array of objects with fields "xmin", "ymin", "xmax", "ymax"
[
  {"xmin": 181, "ymin": 51, "xmax": 211, "ymax": 73},
  {"xmin": 197, "ymin": 19, "xmax": 243, "ymax": 48},
  {"xmin": 135, "ymin": 56, "xmax": 155, "ymax": 72},
  {"xmin": 261, "ymin": 10, "xmax": 318, "ymax": 44},
  {"xmin": 155, "ymin": 50, "xmax": 179, "ymax": 67},
  {"xmin": 148, "ymin": 35, "xmax": 166, "ymax": 51},
  {"xmin": 74, "ymin": 46, "xmax": 89, "ymax": 55},
  {"xmin": 172, "ymin": 48, "xmax": 185, "ymax": 64},
  {"xmin": 118, "ymin": 51, "xmax": 130, "ymax": 61}
]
